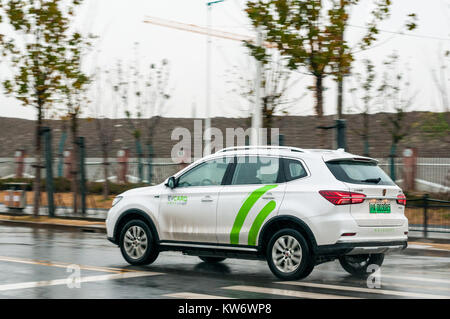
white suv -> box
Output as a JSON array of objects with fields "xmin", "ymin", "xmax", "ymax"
[{"xmin": 106, "ymin": 146, "xmax": 408, "ymax": 280}]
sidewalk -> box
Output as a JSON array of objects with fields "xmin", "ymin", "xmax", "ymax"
[
  {"xmin": 0, "ymin": 203, "xmax": 107, "ymax": 220},
  {"xmin": 0, "ymin": 214, "xmax": 106, "ymax": 233}
]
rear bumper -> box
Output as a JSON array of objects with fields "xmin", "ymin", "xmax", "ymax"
[{"xmin": 316, "ymin": 240, "xmax": 407, "ymax": 256}]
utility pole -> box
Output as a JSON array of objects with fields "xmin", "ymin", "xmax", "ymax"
[
  {"xmin": 205, "ymin": 0, "xmax": 225, "ymax": 155},
  {"xmin": 337, "ymin": 0, "xmax": 346, "ymax": 120},
  {"xmin": 251, "ymin": 27, "xmax": 263, "ymax": 146}
]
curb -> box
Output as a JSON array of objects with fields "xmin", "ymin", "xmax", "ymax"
[
  {"xmin": 0, "ymin": 219, "xmax": 106, "ymax": 233},
  {"xmin": 408, "ymin": 236, "xmax": 450, "ymax": 245},
  {"xmin": 402, "ymin": 246, "xmax": 450, "ymax": 258}
]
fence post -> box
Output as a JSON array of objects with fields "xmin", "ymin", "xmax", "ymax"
[
  {"xmin": 423, "ymin": 194, "xmax": 429, "ymax": 238},
  {"xmin": 42, "ymin": 127, "xmax": 55, "ymax": 217},
  {"xmin": 78, "ymin": 137, "xmax": 86, "ymax": 215},
  {"xmin": 147, "ymin": 144, "xmax": 153, "ymax": 185},
  {"xmin": 335, "ymin": 119, "xmax": 347, "ymax": 150},
  {"xmin": 278, "ymin": 134, "xmax": 285, "ymax": 146},
  {"xmin": 389, "ymin": 144, "xmax": 397, "ymax": 181},
  {"xmin": 57, "ymin": 131, "xmax": 67, "ymax": 178},
  {"xmin": 136, "ymin": 139, "xmax": 143, "ymax": 183},
  {"xmin": 15, "ymin": 149, "xmax": 26, "ymax": 178}
]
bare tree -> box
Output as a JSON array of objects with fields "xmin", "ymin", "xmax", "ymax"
[
  {"xmin": 89, "ymin": 67, "xmax": 120, "ymax": 199},
  {"xmin": 431, "ymin": 49, "xmax": 449, "ymax": 113},
  {"xmin": 348, "ymin": 59, "xmax": 376, "ymax": 156},
  {"xmin": 228, "ymin": 55, "xmax": 305, "ymax": 144},
  {"xmin": 378, "ymin": 53, "xmax": 417, "ymax": 160},
  {"xmin": 114, "ymin": 53, "xmax": 171, "ymax": 184}
]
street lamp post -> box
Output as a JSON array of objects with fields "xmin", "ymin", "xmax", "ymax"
[
  {"xmin": 251, "ymin": 27, "xmax": 263, "ymax": 146},
  {"xmin": 205, "ymin": 0, "xmax": 225, "ymax": 155}
]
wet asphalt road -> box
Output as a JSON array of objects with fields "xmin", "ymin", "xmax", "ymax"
[{"xmin": 0, "ymin": 225, "xmax": 449, "ymax": 299}]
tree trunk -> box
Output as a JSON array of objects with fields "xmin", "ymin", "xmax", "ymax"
[
  {"xmin": 315, "ymin": 75, "xmax": 326, "ymax": 148},
  {"xmin": 363, "ymin": 112, "xmax": 370, "ymax": 156},
  {"xmin": 337, "ymin": 77, "xmax": 343, "ymax": 119},
  {"xmin": 33, "ymin": 107, "xmax": 42, "ymax": 217},
  {"xmin": 70, "ymin": 114, "xmax": 79, "ymax": 214},
  {"xmin": 102, "ymin": 147, "xmax": 109, "ymax": 200}
]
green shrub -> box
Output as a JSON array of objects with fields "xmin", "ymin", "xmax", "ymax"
[{"xmin": 86, "ymin": 182, "xmax": 148, "ymax": 195}]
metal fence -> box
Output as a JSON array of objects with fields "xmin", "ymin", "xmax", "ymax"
[
  {"xmin": 377, "ymin": 157, "xmax": 450, "ymax": 194},
  {"xmin": 406, "ymin": 195, "xmax": 450, "ymax": 236},
  {"xmin": 0, "ymin": 157, "xmax": 182, "ymax": 185}
]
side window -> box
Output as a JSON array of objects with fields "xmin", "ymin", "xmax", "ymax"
[
  {"xmin": 177, "ymin": 158, "xmax": 229, "ymax": 187},
  {"xmin": 231, "ymin": 156, "xmax": 281, "ymax": 185},
  {"xmin": 283, "ymin": 158, "xmax": 307, "ymax": 182}
]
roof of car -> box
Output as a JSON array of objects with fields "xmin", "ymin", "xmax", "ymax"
[{"xmin": 206, "ymin": 146, "xmax": 378, "ymax": 163}]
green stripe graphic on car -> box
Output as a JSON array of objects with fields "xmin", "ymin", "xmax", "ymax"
[
  {"xmin": 247, "ymin": 200, "xmax": 276, "ymax": 246},
  {"xmin": 230, "ymin": 184, "xmax": 278, "ymax": 245}
]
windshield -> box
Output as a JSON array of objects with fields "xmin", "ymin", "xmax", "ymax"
[{"xmin": 326, "ymin": 160, "xmax": 395, "ymax": 186}]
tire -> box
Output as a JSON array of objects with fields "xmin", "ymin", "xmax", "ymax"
[
  {"xmin": 338, "ymin": 253, "xmax": 384, "ymax": 277},
  {"xmin": 266, "ymin": 229, "xmax": 314, "ymax": 280},
  {"xmin": 119, "ymin": 219, "xmax": 159, "ymax": 265},
  {"xmin": 198, "ymin": 256, "xmax": 226, "ymax": 263}
]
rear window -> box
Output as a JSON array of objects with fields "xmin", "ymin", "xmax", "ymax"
[{"xmin": 326, "ymin": 160, "xmax": 395, "ymax": 186}]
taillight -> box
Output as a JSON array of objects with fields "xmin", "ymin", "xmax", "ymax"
[
  {"xmin": 397, "ymin": 194, "xmax": 406, "ymax": 206},
  {"xmin": 319, "ymin": 190, "xmax": 366, "ymax": 205}
]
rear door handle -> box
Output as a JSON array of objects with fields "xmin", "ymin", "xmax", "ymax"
[{"xmin": 201, "ymin": 196, "xmax": 214, "ymax": 203}]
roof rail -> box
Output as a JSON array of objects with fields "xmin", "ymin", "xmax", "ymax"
[{"xmin": 216, "ymin": 145, "xmax": 307, "ymax": 153}]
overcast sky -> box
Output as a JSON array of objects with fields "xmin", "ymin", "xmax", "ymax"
[{"xmin": 0, "ymin": 0, "xmax": 449, "ymax": 120}]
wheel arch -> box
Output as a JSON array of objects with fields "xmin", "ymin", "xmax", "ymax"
[
  {"xmin": 113, "ymin": 209, "xmax": 159, "ymax": 244},
  {"xmin": 257, "ymin": 215, "xmax": 318, "ymax": 256}
]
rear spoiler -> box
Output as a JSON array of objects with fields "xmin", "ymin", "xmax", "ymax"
[{"xmin": 322, "ymin": 155, "xmax": 378, "ymax": 164}]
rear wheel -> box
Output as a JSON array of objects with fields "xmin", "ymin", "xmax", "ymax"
[
  {"xmin": 338, "ymin": 253, "xmax": 384, "ymax": 277},
  {"xmin": 198, "ymin": 256, "xmax": 226, "ymax": 263},
  {"xmin": 119, "ymin": 219, "xmax": 159, "ymax": 265},
  {"xmin": 266, "ymin": 229, "xmax": 314, "ymax": 280}
]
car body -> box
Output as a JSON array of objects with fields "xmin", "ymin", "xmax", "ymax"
[{"xmin": 106, "ymin": 146, "xmax": 408, "ymax": 279}]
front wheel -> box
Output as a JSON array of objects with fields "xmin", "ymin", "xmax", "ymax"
[
  {"xmin": 119, "ymin": 219, "xmax": 159, "ymax": 265},
  {"xmin": 338, "ymin": 254, "xmax": 384, "ymax": 277},
  {"xmin": 266, "ymin": 229, "xmax": 314, "ymax": 280}
]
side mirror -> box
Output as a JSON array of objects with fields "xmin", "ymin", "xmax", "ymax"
[{"xmin": 166, "ymin": 176, "xmax": 176, "ymax": 189}]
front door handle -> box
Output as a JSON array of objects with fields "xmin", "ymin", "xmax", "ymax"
[
  {"xmin": 262, "ymin": 192, "xmax": 275, "ymax": 200},
  {"xmin": 201, "ymin": 196, "xmax": 214, "ymax": 203}
]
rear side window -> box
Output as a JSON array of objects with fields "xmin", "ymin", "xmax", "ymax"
[
  {"xmin": 283, "ymin": 158, "xmax": 308, "ymax": 181},
  {"xmin": 231, "ymin": 156, "xmax": 282, "ymax": 185},
  {"xmin": 326, "ymin": 160, "xmax": 395, "ymax": 186}
]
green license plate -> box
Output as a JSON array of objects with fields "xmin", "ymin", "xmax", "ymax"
[{"xmin": 370, "ymin": 202, "xmax": 391, "ymax": 214}]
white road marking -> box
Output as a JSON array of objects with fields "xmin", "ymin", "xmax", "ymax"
[
  {"xmin": 0, "ymin": 271, "xmax": 162, "ymax": 292},
  {"xmin": 383, "ymin": 282, "xmax": 450, "ymax": 292},
  {"xmin": 0, "ymin": 255, "xmax": 135, "ymax": 273},
  {"xmin": 380, "ymin": 273, "xmax": 450, "ymax": 285},
  {"xmin": 277, "ymin": 281, "xmax": 449, "ymax": 299},
  {"xmin": 223, "ymin": 285, "xmax": 360, "ymax": 299},
  {"xmin": 408, "ymin": 244, "xmax": 431, "ymax": 249},
  {"xmin": 321, "ymin": 269, "xmax": 450, "ymax": 285},
  {"xmin": 164, "ymin": 292, "xmax": 234, "ymax": 299}
]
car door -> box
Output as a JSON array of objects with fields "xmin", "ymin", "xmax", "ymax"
[
  {"xmin": 216, "ymin": 156, "xmax": 286, "ymax": 246},
  {"xmin": 158, "ymin": 157, "xmax": 232, "ymax": 243}
]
